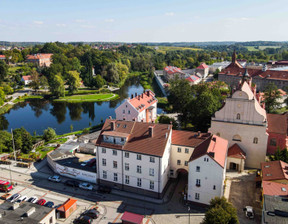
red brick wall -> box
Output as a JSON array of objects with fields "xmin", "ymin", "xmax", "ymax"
[{"xmin": 267, "ymin": 132, "xmax": 288, "ymax": 154}]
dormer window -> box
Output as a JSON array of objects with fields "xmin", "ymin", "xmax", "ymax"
[{"xmin": 123, "ymin": 124, "xmax": 127, "ymax": 128}]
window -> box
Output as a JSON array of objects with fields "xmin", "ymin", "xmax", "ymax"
[
  {"xmin": 150, "ymin": 181, "xmax": 154, "ymax": 190},
  {"xmin": 137, "ymin": 165, "xmax": 142, "ymax": 173},
  {"xmin": 196, "ymin": 166, "xmax": 200, "ymax": 172},
  {"xmin": 125, "ymin": 152, "xmax": 129, "ymax": 158},
  {"xmin": 103, "ymin": 171, "xmax": 107, "ymax": 179},
  {"xmin": 113, "ymin": 150, "xmax": 117, "ymax": 155},
  {"xmin": 204, "ymin": 158, "xmax": 206, "ymax": 161},
  {"xmin": 113, "ymin": 161, "xmax": 117, "ymax": 168},
  {"xmin": 236, "ymin": 113, "xmax": 240, "ymax": 120},
  {"xmin": 177, "ymin": 160, "xmax": 181, "ymax": 165},
  {"xmin": 150, "ymin": 157, "xmax": 155, "ymax": 163},
  {"xmin": 184, "ymin": 161, "xmax": 188, "ymax": 166},
  {"xmin": 105, "ymin": 136, "xmax": 109, "ymax": 140},
  {"xmin": 253, "ymin": 137, "xmax": 258, "ymax": 144},
  {"xmin": 196, "ymin": 179, "xmax": 201, "ymax": 187},
  {"xmin": 149, "ymin": 168, "xmax": 154, "ymax": 176},
  {"xmin": 102, "ymin": 158, "xmax": 106, "ymax": 166},
  {"xmin": 102, "ymin": 148, "xmax": 106, "ymax": 153},
  {"xmin": 195, "ymin": 193, "xmax": 200, "ymax": 200},
  {"xmin": 128, "ymin": 110, "xmax": 131, "ymax": 114},
  {"xmin": 232, "ymin": 134, "xmax": 242, "ymax": 142},
  {"xmin": 170, "ymin": 169, "xmax": 174, "ymax": 176},
  {"xmin": 137, "ymin": 178, "xmax": 142, "ymax": 187},
  {"xmin": 125, "ymin": 175, "xmax": 129, "ymax": 184},
  {"xmin": 207, "ymin": 158, "xmax": 209, "ymax": 162},
  {"xmin": 137, "ymin": 154, "xmax": 142, "ymax": 160},
  {"xmin": 123, "ymin": 109, "xmax": 125, "ymax": 113},
  {"xmin": 185, "ymin": 148, "xmax": 189, "ymax": 154},
  {"xmin": 117, "ymin": 124, "xmax": 120, "ymax": 128},
  {"xmin": 50, "ymin": 217, "xmax": 53, "ymax": 224},
  {"xmin": 114, "ymin": 173, "xmax": 118, "ymax": 182},
  {"xmin": 270, "ymin": 138, "xmax": 277, "ymax": 146},
  {"xmin": 125, "ymin": 163, "xmax": 129, "ymax": 171},
  {"xmin": 213, "ymin": 185, "xmax": 216, "ymax": 190},
  {"xmin": 177, "ymin": 147, "xmax": 181, "ymax": 153},
  {"xmin": 121, "ymin": 138, "xmax": 125, "ymax": 142}
]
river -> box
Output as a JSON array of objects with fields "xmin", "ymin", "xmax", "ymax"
[{"xmin": 0, "ymin": 77, "xmax": 164, "ymax": 135}]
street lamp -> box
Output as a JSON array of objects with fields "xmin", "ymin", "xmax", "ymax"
[{"xmin": 188, "ymin": 206, "xmax": 190, "ymax": 224}]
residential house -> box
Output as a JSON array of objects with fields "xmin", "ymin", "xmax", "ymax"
[
  {"xmin": 195, "ymin": 63, "xmax": 209, "ymax": 78},
  {"xmin": 188, "ymin": 135, "xmax": 228, "ymax": 205},
  {"xmin": 262, "ymin": 195, "xmax": 288, "ymax": 224},
  {"xmin": 261, "ymin": 160, "xmax": 288, "ymax": 185},
  {"xmin": 56, "ymin": 198, "xmax": 77, "ymax": 219},
  {"xmin": 115, "ymin": 90, "xmax": 157, "ymax": 123},
  {"xmin": 163, "ymin": 66, "xmax": 186, "ymax": 81},
  {"xmin": 21, "ymin": 75, "xmax": 32, "ymax": 85},
  {"xmin": 26, "ymin": 53, "xmax": 53, "ymax": 67},
  {"xmin": 95, "ymin": 119, "xmax": 172, "ymax": 198},
  {"xmin": 0, "ymin": 55, "xmax": 5, "ymax": 60},
  {"xmin": 185, "ymin": 74, "xmax": 202, "ymax": 85},
  {"xmin": 266, "ymin": 113, "xmax": 288, "ymax": 154},
  {"xmin": 227, "ymin": 143, "xmax": 246, "ymax": 172}
]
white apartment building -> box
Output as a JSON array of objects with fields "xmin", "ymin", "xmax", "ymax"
[
  {"xmin": 115, "ymin": 90, "xmax": 158, "ymax": 123},
  {"xmin": 96, "ymin": 119, "xmax": 172, "ymax": 198},
  {"xmin": 188, "ymin": 135, "xmax": 228, "ymax": 205}
]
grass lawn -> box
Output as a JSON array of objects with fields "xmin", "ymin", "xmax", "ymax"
[
  {"xmin": 13, "ymin": 95, "xmax": 44, "ymax": 103},
  {"xmin": 0, "ymin": 104, "xmax": 13, "ymax": 115},
  {"xmin": 53, "ymin": 93, "xmax": 119, "ymax": 102},
  {"xmin": 147, "ymin": 46, "xmax": 201, "ymax": 54},
  {"xmin": 245, "ymin": 46, "xmax": 281, "ymax": 51}
]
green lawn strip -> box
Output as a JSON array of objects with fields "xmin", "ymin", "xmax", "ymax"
[
  {"xmin": 13, "ymin": 95, "xmax": 44, "ymax": 103},
  {"xmin": 53, "ymin": 93, "xmax": 119, "ymax": 102},
  {"xmin": 57, "ymin": 130, "xmax": 84, "ymax": 138},
  {"xmin": 0, "ymin": 104, "xmax": 13, "ymax": 115}
]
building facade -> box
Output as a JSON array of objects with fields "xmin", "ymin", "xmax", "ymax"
[{"xmin": 26, "ymin": 53, "xmax": 53, "ymax": 67}]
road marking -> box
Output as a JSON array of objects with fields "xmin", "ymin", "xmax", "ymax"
[
  {"xmin": 145, "ymin": 218, "xmax": 150, "ymax": 224},
  {"xmin": 39, "ymin": 191, "xmax": 50, "ymax": 199},
  {"xmin": 17, "ymin": 187, "xmax": 26, "ymax": 194},
  {"xmin": 112, "ymin": 213, "xmax": 122, "ymax": 223}
]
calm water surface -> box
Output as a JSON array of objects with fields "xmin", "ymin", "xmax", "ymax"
[{"xmin": 1, "ymin": 77, "xmax": 164, "ymax": 134}]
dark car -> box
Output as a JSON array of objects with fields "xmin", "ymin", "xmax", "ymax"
[
  {"xmin": 75, "ymin": 215, "xmax": 93, "ymax": 224},
  {"xmin": 64, "ymin": 180, "xmax": 80, "ymax": 187},
  {"xmin": 97, "ymin": 185, "xmax": 111, "ymax": 193},
  {"xmin": 83, "ymin": 209, "xmax": 99, "ymax": 219},
  {"xmin": 87, "ymin": 158, "xmax": 96, "ymax": 167},
  {"xmin": 45, "ymin": 201, "xmax": 54, "ymax": 208}
]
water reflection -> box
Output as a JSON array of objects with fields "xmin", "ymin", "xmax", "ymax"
[{"xmin": 50, "ymin": 102, "xmax": 67, "ymax": 124}]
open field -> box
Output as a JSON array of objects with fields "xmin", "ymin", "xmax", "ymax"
[
  {"xmin": 147, "ymin": 46, "xmax": 201, "ymax": 53},
  {"xmin": 246, "ymin": 45, "xmax": 281, "ymax": 51},
  {"xmin": 54, "ymin": 93, "xmax": 119, "ymax": 102}
]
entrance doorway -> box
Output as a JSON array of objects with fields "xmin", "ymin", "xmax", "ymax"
[{"xmin": 229, "ymin": 162, "xmax": 239, "ymax": 171}]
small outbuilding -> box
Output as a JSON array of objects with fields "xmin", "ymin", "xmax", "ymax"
[
  {"xmin": 56, "ymin": 198, "xmax": 77, "ymax": 219},
  {"xmin": 227, "ymin": 143, "xmax": 246, "ymax": 172},
  {"xmin": 121, "ymin": 211, "xmax": 144, "ymax": 224}
]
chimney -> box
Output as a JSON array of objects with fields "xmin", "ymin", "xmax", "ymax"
[
  {"xmin": 131, "ymin": 94, "xmax": 134, "ymax": 99},
  {"xmin": 132, "ymin": 118, "xmax": 136, "ymax": 121},
  {"xmin": 25, "ymin": 207, "xmax": 36, "ymax": 217},
  {"xmin": 135, "ymin": 93, "xmax": 137, "ymax": 97},
  {"xmin": 109, "ymin": 116, "xmax": 112, "ymax": 119},
  {"xmin": 110, "ymin": 121, "xmax": 115, "ymax": 130},
  {"xmin": 149, "ymin": 126, "xmax": 154, "ymax": 137}
]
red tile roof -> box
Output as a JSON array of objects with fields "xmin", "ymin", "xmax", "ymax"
[
  {"xmin": 164, "ymin": 66, "xmax": 185, "ymax": 75},
  {"xmin": 228, "ymin": 143, "xmax": 246, "ymax": 159},
  {"xmin": 121, "ymin": 211, "xmax": 144, "ymax": 224},
  {"xmin": 0, "ymin": 55, "xmax": 5, "ymax": 59},
  {"xmin": 197, "ymin": 63, "xmax": 209, "ymax": 69},
  {"xmin": 96, "ymin": 119, "xmax": 172, "ymax": 157},
  {"xmin": 26, "ymin": 53, "xmax": 53, "ymax": 60},
  {"xmin": 267, "ymin": 113, "xmax": 288, "ymax": 135},
  {"xmin": 129, "ymin": 90, "xmax": 157, "ymax": 112},
  {"xmin": 261, "ymin": 160, "xmax": 288, "ymax": 181},
  {"xmin": 186, "ymin": 75, "xmax": 200, "ymax": 83},
  {"xmin": 190, "ymin": 135, "xmax": 228, "ymax": 168},
  {"xmin": 57, "ymin": 198, "xmax": 77, "ymax": 212},
  {"xmin": 22, "ymin": 75, "xmax": 32, "ymax": 81},
  {"xmin": 262, "ymin": 181, "xmax": 288, "ymax": 197},
  {"xmin": 172, "ymin": 130, "xmax": 211, "ymax": 147}
]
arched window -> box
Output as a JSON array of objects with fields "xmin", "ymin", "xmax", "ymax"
[
  {"xmin": 216, "ymin": 133, "xmax": 220, "ymax": 137},
  {"xmin": 236, "ymin": 113, "xmax": 240, "ymax": 120},
  {"xmin": 232, "ymin": 134, "xmax": 241, "ymax": 142},
  {"xmin": 253, "ymin": 137, "xmax": 258, "ymax": 144}
]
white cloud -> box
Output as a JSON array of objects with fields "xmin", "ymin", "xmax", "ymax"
[
  {"xmin": 165, "ymin": 12, "xmax": 175, "ymax": 16},
  {"xmin": 74, "ymin": 19, "xmax": 85, "ymax": 23},
  {"xmin": 33, "ymin": 21, "xmax": 43, "ymax": 25},
  {"xmin": 56, "ymin": 23, "xmax": 66, "ymax": 27},
  {"xmin": 105, "ymin": 18, "xmax": 115, "ymax": 23},
  {"xmin": 81, "ymin": 24, "xmax": 96, "ymax": 29},
  {"xmin": 240, "ymin": 17, "xmax": 253, "ymax": 21}
]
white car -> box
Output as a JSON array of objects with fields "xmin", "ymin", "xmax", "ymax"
[
  {"xmin": 79, "ymin": 182, "xmax": 93, "ymax": 191},
  {"xmin": 48, "ymin": 175, "xmax": 61, "ymax": 183},
  {"xmin": 8, "ymin": 193, "xmax": 21, "ymax": 203},
  {"xmin": 244, "ymin": 206, "xmax": 254, "ymax": 219},
  {"xmin": 27, "ymin": 196, "xmax": 38, "ymax": 203},
  {"xmin": 16, "ymin": 195, "xmax": 28, "ymax": 203}
]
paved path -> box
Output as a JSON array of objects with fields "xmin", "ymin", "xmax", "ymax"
[{"xmin": 1, "ymin": 88, "xmax": 33, "ymax": 108}]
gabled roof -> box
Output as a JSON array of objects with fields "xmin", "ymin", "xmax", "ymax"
[
  {"xmin": 128, "ymin": 90, "xmax": 157, "ymax": 112},
  {"xmin": 22, "ymin": 75, "xmax": 32, "ymax": 81},
  {"xmin": 197, "ymin": 63, "xmax": 209, "ymax": 69},
  {"xmin": 186, "ymin": 75, "xmax": 200, "ymax": 83},
  {"xmin": 267, "ymin": 113, "xmax": 288, "ymax": 135},
  {"xmin": 261, "ymin": 160, "xmax": 288, "ymax": 181},
  {"xmin": 26, "ymin": 53, "xmax": 53, "ymax": 60},
  {"xmin": 228, "ymin": 143, "xmax": 246, "ymax": 159},
  {"xmin": 189, "ymin": 135, "xmax": 228, "ymax": 168},
  {"xmin": 262, "ymin": 181, "xmax": 288, "ymax": 197},
  {"xmin": 96, "ymin": 119, "xmax": 172, "ymax": 157},
  {"xmin": 57, "ymin": 198, "xmax": 77, "ymax": 212},
  {"xmin": 172, "ymin": 130, "xmax": 211, "ymax": 148},
  {"xmin": 164, "ymin": 66, "xmax": 185, "ymax": 75}
]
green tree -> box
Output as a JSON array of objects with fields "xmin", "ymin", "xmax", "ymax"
[
  {"xmin": 43, "ymin": 127, "xmax": 57, "ymax": 142},
  {"xmin": 67, "ymin": 71, "xmax": 81, "ymax": 94},
  {"xmin": 0, "ymin": 88, "xmax": 5, "ymax": 106},
  {"xmin": 82, "ymin": 128, "xmax": 90, "ymax": 134},
  {"xmin": 0, "ymin": 60, "xmax": 8, "ymax": 83},
  {"xmin": 13, "ymin": 127, "xmax": 33, "ymax": 154},
  {"xmin": 49, "ymin": 74, "xmax": 65, "ymax": 98},
  {"xmin": 40, "ymin": 75, "xmax": 49, "ymax": 89},
  {"xmin": 0, "ymin": 131, "xmax": 12, "ymax": 153},
  {"xmin": 158, "ymin": 115, "xmax": 178, "ymax": 129},
  {"xmin": 92, "ymin": 74, "xmax": 106, "ymax": 89},
  {"xmin": 203, "ymin": 197, "xmax": 239, "ymax": 224},
  {"xmin": 269, "ymin": 147, "xmax": 288, "ymax": 163},
  {"xmin": 263, "ymin": 83, "xmax": 281, "ymax": 113},
  {"xmin": 30, "ymin": 70, "xmax": 40, "ymax": 91},
  {"xmin": 2, "ymin": 84, "xmax": 13, "ymax": 95}
]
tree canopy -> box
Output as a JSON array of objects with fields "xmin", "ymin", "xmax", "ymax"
[
  {"xmin": 43, "ymin": 127, "xmax": 57, "ymax": 142},
  {"xmin": 263, "ymin": 83, "xmax": 281, "ymax": 113}
]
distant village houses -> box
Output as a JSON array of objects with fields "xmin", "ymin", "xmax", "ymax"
[{"xmin": 26, "ymin": 53, "xmax": 53, "ymax": 67}]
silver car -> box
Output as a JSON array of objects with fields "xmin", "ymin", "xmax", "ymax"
[{"xmin": 7, "ymin": 193, "xmax": 21, "ymax": 203}]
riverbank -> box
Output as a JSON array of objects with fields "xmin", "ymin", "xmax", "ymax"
[{"xmin": 53, "ymin": 93, "xmax": 119, "ymax": 103}]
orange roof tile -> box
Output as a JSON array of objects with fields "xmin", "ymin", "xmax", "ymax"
[
  {"xmin": 197, "ymin": 63, "xmax": 209, "ymax": 69},
  {"xmin": 26, "ymin": 53, "xmax": 53, "ymax": 60},
  {"xmin": 267, "ymin": 113, "xmax": 288, "ymax": 135},
  {"xmin": 228, "ymin": 143, "xmax": 246, "ymax": 159},
  {"xmin": 164, "ymin": 66, "xmax": 185, "ymax": 75},
  {"xmin": 262, "ymin": 181, "xmax": 288, "ymax": 197},
  {"xmin": 128, "ymin": 90, "xmax": 157, "ymax": 112},
  {"xmin": 57, "ymin": 198, "xmax": 77, "ymax": 212},
  {"xmin": 22, "ymin": 75, "xmax": 32, "ymax": 81},
  {"xmin": 172, "ymin": 130, "xmax": 211, "ymax": 147},
  {"xmin": 261, "ymin": 160, "xmax": 288, "ymax": 181}
]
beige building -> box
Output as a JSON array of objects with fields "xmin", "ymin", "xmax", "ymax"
[{"xmin": 209, "ymin": 77, "xmax": 268, "ymax": 169}]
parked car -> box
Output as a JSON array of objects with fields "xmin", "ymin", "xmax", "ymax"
[
  {"xmin": 48, "ymin": 175, "xmax": 61, "ymax": 183},
  {"xmin": 76, "ymin": 215, "xmax": 93, "ymax": 224},
  {"xmin": 37, "ymin": 199, "xmax": 46, "ymax": 206},
  {"xmin": 7, "ymin": 193, "xmax": 21, "ymax": 203},
  {"xmin": 1, "ymin": 193, "xmax": 11, "ymax": 200},
  {"xmin": 83, "ymin": 209, "xmax": 100, "ymax": 219},
  {"xmin": 27, "ymin": 196, "xmax": 38, "ymax": 203},
  {"xmin": 79, "ymin": 182, "xmax": 93, "ymax": 191},
  {"xmin": 45, "ymin": 201, "xmax": 54, "ymax": 208},
  {"xmin": 87, "ymin": 158, "xmax": 96, "ymax": 167},
  {"xmin": 64, "ymin": 180, "xmax": 80, "ymax": 187},
  {"xmin": 97, "ymin": 185, "xmax": 111, "ymax": 193},
  {"xmin": 16, "ymin": 195, "xmax": 28, "ymax": 203},
  {"xmin": 243, "ymin": 206, "xmax": 254, "ymax": 219}
]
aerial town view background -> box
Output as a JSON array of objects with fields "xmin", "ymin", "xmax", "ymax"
[{"xmin": 0, "ymin": 0, "xmax": 287, "ymax": 223}]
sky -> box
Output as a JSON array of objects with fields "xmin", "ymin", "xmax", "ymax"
[{"xmin": 0, "ymin": 0, "xmax": 287, "ymax": 42}]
